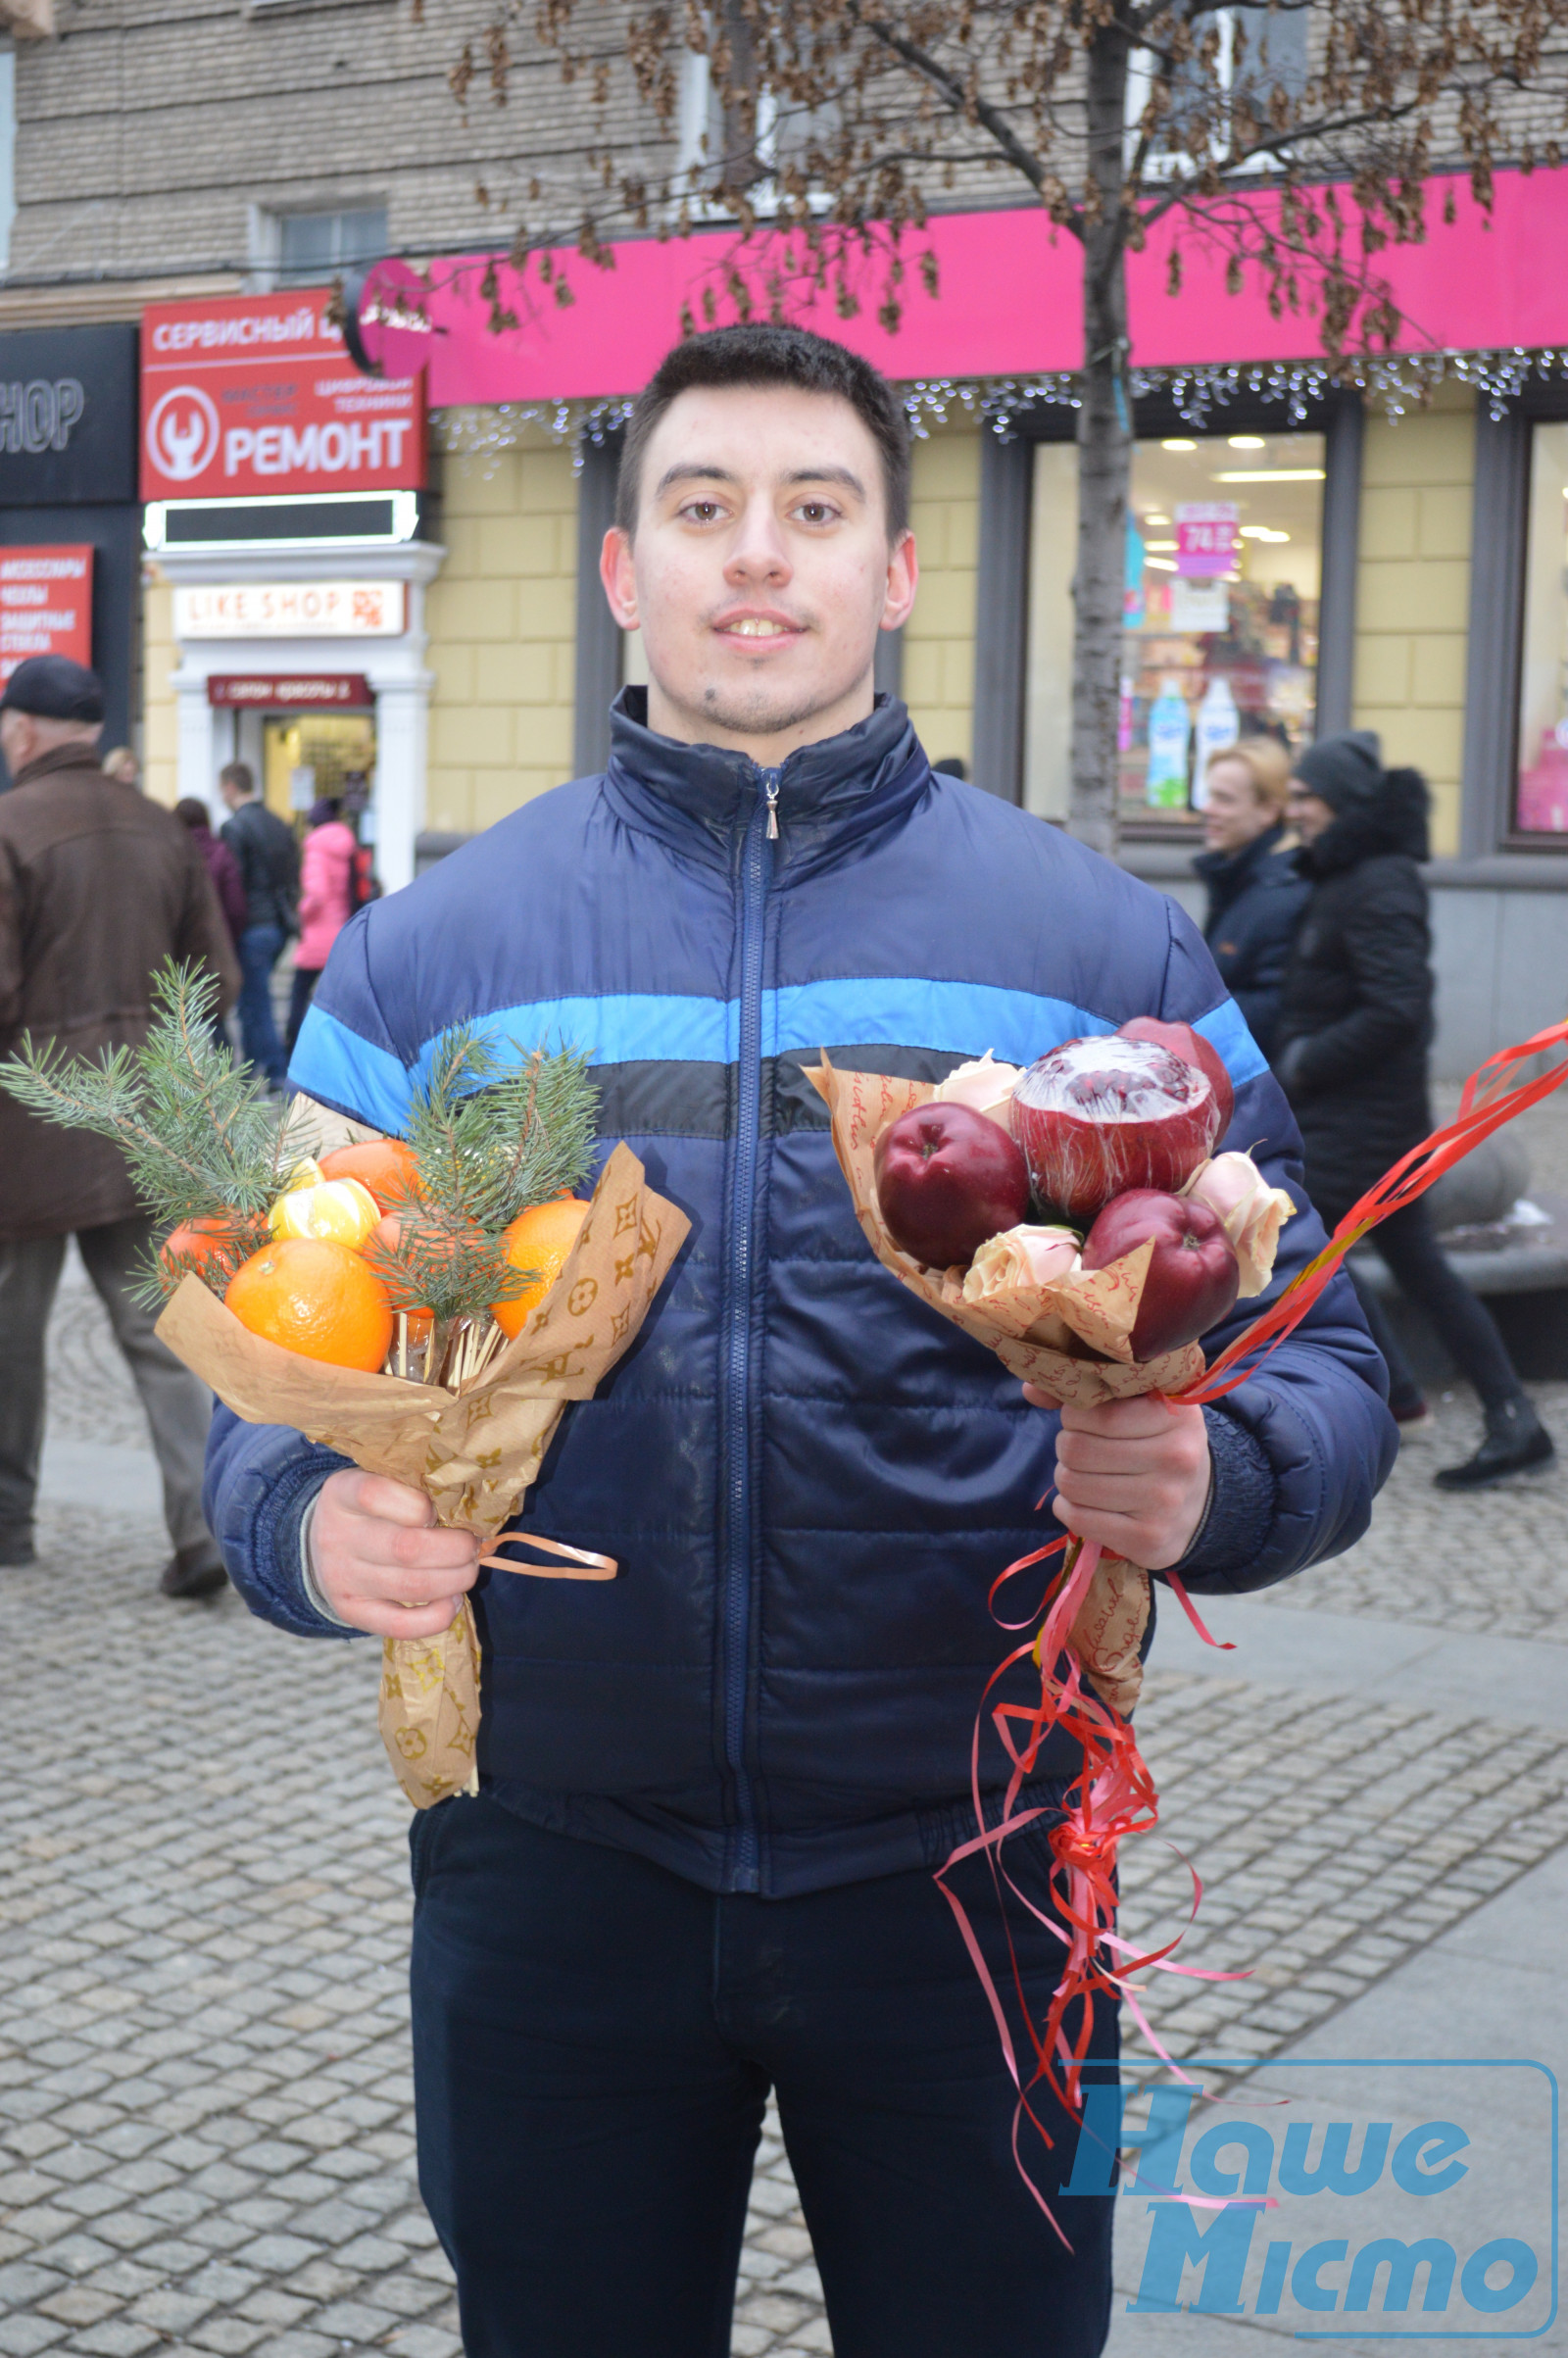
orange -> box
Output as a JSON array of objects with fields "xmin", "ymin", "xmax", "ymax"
[
  {"xmin": 491, "ymin": 1199, "xmax": 590, "ymax": 1339},
  {"xmin": 160, "ymin": 1213, "xmax": 243, "ymax": 1283},
  {"xmin": 319, "ymin": 1139, "xmax": 422, "ymax": 1210},
  {"xmin": 225, "ymin": 1238, "xmax": 394, "ymax": 1371}
]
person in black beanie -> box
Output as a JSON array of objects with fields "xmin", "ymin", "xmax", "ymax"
[{"xmin": 1273, "ymin": 730, "xmax": 1553, "ymax": 1490}]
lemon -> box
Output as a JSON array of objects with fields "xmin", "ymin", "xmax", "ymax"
[{"xmin": 269, "ymin": 1175, "xmax": 381, "ymax": 1249}]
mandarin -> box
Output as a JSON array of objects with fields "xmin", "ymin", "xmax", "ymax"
[
  {"xmin": 225, "ymin": 1238, "xmax": 394, "ymax": 1371},
  {"xmin": 319, "ymin": 1139, "xmax": 422, "ymax": 1210},
  {"xmin": 491, "ymin": 1198, "xmax": 590, "ymax": 1338},
  {"xmin": 160, "ymin": 1213, "xmax": 243, "ymax": 1283}
]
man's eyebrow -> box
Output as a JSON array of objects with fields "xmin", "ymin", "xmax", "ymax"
[
  {"xmin": 782, "ymin": 466, "xmax": 866, "ymax": 499},
  {"xmin": 653, "ymin": 463, "xmax": 741, "ymax": 499}
]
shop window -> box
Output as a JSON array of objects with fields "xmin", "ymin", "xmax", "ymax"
[
  {"xmin": 1026, "ymin": 426, "xmax": 1324, "ymax": 830},
  {"xmin": 1513, "ymin": 420, "xmax": 1568, "ymax": 835}
]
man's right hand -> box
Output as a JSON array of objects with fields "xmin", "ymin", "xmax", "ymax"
[{"xmin": 309, "ymin": 1468, "xmax": 480, "ymax": 1638}]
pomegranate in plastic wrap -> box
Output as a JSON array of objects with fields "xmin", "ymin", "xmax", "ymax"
[
  {"xmin": 1008, "ymin": 1035, "xmax": 1224, "ymax": 1223},
  {"xmin": 1117, "ymin": 1016, "xmax": 1234, "ymax": 1135}
]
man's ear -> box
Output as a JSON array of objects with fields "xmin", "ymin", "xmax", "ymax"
[
  {"xmin": 882, "ymin": 528, "xmax": 918, "ymax": 634},
  {"xmin": 600, "ymin": 526, "xmax": 638, "ymax": 630}
]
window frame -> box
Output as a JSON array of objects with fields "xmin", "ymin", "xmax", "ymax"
[{"xmin": 1460, "ymin": 389, "xmax": 1568, "ymax": 857}]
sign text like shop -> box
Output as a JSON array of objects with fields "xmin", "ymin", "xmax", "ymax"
[{"xmin": 0, "ymin": 545, "xmax": 93, "ymax": 685}]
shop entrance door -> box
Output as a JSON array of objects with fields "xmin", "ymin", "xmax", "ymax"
[{"xmin": 262, "ymin": 710, "xmax": 376, "ymax": 832}]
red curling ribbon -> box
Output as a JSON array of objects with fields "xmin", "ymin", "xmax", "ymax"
[{"xmin": 939, "ymin": 1013, "xmax": 1568, "ymax": 2243}]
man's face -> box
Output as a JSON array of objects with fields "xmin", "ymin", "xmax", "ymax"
[
  {"xmin": 601, "ymin": 385, "xmax": 917, "ymax": 761},
  {"xmin": 1288, "ymin": 782, "xmax": 1337, "ymax": 844},
  {"xmin": 220, "ymin": 777, "xmax": 244, "ymax": 811},
  {"xmin": 1202, "ymin": 759, "xmax": 1276, "ymax": 855}
]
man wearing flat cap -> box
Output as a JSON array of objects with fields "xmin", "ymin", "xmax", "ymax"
[{"xmin": 0, "ymin": 656, "xmax": 242, "ymax": 1597}]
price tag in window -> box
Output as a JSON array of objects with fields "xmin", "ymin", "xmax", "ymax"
[{"xmin": 1175, "ymin": 502, "xmax": 1240, "ymax": 578}]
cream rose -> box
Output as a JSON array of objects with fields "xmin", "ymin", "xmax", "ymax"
[
  {"xmin": 962, "ymin": 1223, "xmax": 1082, "ymax": 1348},
  {"xmin": 1181, "ymin": 1152, "xmax": 1296, "ymax": 1297},
  {"xmin": 931, "ymin": 1051, "xmax": 1021, "ymax": 1129}
]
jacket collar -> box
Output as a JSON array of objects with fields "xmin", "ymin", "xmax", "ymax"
[
  {"xmin": 602, "ymin": 687, "xmax": 930, "ymax": 872},
  {"xmin": 1193, "ymin": 820, "xmax": 1287, "ymax": 891},
  {"xmin": 11, "ymin": 742, "xmax": 115, "ymax": 792}
]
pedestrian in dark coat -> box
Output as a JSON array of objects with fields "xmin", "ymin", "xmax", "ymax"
[
  {"xmin": 219, "ymin": 761, "xmax": 298, "ymax": 1090},
  {"xmin": 1192, "ymin": 735, "xmax": 1309, "ymax": 1056},
  {"xmin": 0, "ymin": 655, "xmax": 240, "ymax": 1598},
  {"xmin": 1274, "ymin": 730, "xmax": 1552, "ymax": 1489}
]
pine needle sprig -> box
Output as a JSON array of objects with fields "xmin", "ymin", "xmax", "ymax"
[
  {"xmin": 0, "ymin": 959, "xmax": 287, "ymax": 1304},
  {"xmin": 368, "ymin": 1027, "xmax": 599, "ymax": 1330}
]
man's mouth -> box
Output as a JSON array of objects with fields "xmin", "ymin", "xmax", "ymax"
[{"xmin": 714, "ymin": 614, "xmax": 803, "ymax": 639}]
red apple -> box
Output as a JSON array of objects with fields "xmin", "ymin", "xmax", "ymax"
[
  {"xmin": 1008, "ymin": 1036, "xmax": 1224, "ymax": 1222},
  {"xmin": 1117, "ymin": 1016, "xmax": 1234, "ymax": 1136},
  {"xmin": 1082, "ymin": 1189, "xmax": 1241, "ymax": 1360},
  {"xmin": 874, "ymin": 1102, "xmax": 1032, "ymax": 1269}
]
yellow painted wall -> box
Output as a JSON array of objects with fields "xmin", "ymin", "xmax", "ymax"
[
  {"xmin": 142, "ymin": 572, "xmax": 178, "ymax": 810},
  {"xmin": 1352, "ymin": 387, "xmax": 1476, "ymax": 858},
  {"xmin": 903, "ymin": 425, "xmax": 980, "ymax": 768},
  {"xmin": 424, "ymin": 433, "xmax": 579, "ymax": 837}
]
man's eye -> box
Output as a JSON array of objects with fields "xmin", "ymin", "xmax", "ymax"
[
  {"xmin": 794, "ymin": 502, "xmax": 838, "ymax": 525},
  {"xmin": 680, "ymin": 500, "xmax": 724, "ymax": 523}
]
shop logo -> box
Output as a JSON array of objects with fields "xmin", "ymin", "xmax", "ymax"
[
  {"xmin": 0, "ymin": 379, "xmax": 85, "ymax": 456},
  {"xmin": 146, "ymin": 384, "xmax": 220, "ymax": 482}
]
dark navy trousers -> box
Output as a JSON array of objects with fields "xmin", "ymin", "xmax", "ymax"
[{"xmin": 409, "ymin": 1794, "xmax": 1116, "ymax": 2357}]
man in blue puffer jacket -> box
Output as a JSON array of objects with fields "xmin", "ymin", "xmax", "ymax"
[{"xmin": 206, "ymin": 325, "xmax": 1396, "ymax": 2358}]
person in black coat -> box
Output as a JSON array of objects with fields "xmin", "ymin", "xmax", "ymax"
[
  {"xmin": 1274, "ymin": 731, "xmax": 1552, "ymax": 1490},
  {"xmin": 1193, "ymin": 735, "xmax": 1309, "ymax": 1056}
]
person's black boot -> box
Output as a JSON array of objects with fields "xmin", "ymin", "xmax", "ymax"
[
  {"xmin": 161, "ymin": 1544, "xmax": 227, "ymax": 1598},
  {"xmin": 1434, "ymin": 1399, "xmax": 1554, "ymax": 1492}
]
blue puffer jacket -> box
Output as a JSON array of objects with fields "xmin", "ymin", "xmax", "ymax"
[{"xmin": 206, "ymin": 693, "xmax": 1396, "ymax": 1896}]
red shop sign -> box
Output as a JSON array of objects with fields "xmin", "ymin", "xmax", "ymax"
[
  {"xmin": 208, "ymin": 673, "xmax": 373, "ymax": 709},
  {"xmin": 140, "ymin": 288, "xmax": 426, "ymax": 503},
  {"xmin": 0, "ymin": 544, "xmax": 93, "ymax": 685}
]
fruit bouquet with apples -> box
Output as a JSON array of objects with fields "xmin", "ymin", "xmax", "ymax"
[
  {"xmin": 809, "ymin": 1020, "xmax": 1293, "ymax": 1719},
  {"xmin": 809, "ymin": 1010, "xmax": 1568, "ymax": 2191},
  {"xmin": 0, "ymin": 963, "xmax": 689, "ymax": 1805}
]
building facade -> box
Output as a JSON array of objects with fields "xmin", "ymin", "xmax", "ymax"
[{"xmin": 3, "ymin": 4, "xmax": 1567, "ymax": 1070}]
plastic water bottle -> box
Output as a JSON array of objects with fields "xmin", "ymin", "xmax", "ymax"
[
  {"xmin": 1192, "ymin": 674, "xmax": 1240, "ymax": 810},
  {"xmin": 1146, "ymin": 678, "xmax": 1192, "ymax": 809}
]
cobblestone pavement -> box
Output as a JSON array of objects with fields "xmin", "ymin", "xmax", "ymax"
[{"xmin": 6, "ymin": 1248, "xmax": 1567, "ymax": 2357}]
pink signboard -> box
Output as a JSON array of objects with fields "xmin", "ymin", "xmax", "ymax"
[
  {"xmin": 352, "ymin": 166, "xmax": 1568, "ymax": 409},
  {"xmin": 1176, "ymin": 502, "xmax": 1240, "ymax": 577}
]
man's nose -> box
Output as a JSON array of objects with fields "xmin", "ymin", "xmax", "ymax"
[{"xmin": 724, "ymin": 497, "xmax": 792, "ymax": 582}]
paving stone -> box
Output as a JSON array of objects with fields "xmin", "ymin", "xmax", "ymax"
[{"xmin": 11, "ymin": 1220, "xmax": 1568, "ymax": 2358}]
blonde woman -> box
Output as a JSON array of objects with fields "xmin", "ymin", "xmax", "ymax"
[{"xmin": 1192, "ymin": 734, "xmax": 1308, "ymax": 1056}]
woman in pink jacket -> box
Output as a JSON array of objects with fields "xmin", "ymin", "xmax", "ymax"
[{"xmin": 286, "ymin": 800, "xmax": 360, "ymax": 1057}]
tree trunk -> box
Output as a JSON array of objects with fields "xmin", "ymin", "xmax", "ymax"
[{"xmin": 1069, "ymin": 22, "xmax": 1135, "ymax": 857}]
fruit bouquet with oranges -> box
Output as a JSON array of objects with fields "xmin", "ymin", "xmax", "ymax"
[{"xmin": 0, "ymin": 964, "xmax": 690, "ymax": 1805}]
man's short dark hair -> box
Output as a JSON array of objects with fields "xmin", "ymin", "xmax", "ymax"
[
  {"xmin": 614, "ymin": 323, "xmax": 911, "ymax": 543},
  {"xmin": 220, "ymin": 761, "xmax": 256, "ymax": 798}
]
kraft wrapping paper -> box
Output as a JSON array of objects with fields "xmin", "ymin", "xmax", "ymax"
[
  {"xmin": 807, "ymin": 1056, "xmax": 1204, "ymax": 1715},
  {"xmin": 157, "ymin": 1142, "xmax": 690, "ymax": 1805}
]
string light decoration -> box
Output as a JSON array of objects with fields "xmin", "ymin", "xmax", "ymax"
[{"xmin": 431, "ymin": 342, "xmax": 1568, "ymax": 473}]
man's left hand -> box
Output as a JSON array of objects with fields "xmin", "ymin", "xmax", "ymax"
[{"xmin": 1022, "ymin": 1390, "xmax": 1211, "ymax": 1569}]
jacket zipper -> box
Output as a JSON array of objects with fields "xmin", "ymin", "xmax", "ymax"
[{"xmin": 720, "ymin": 764, "xmax": 778, "ymax": 1891}]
